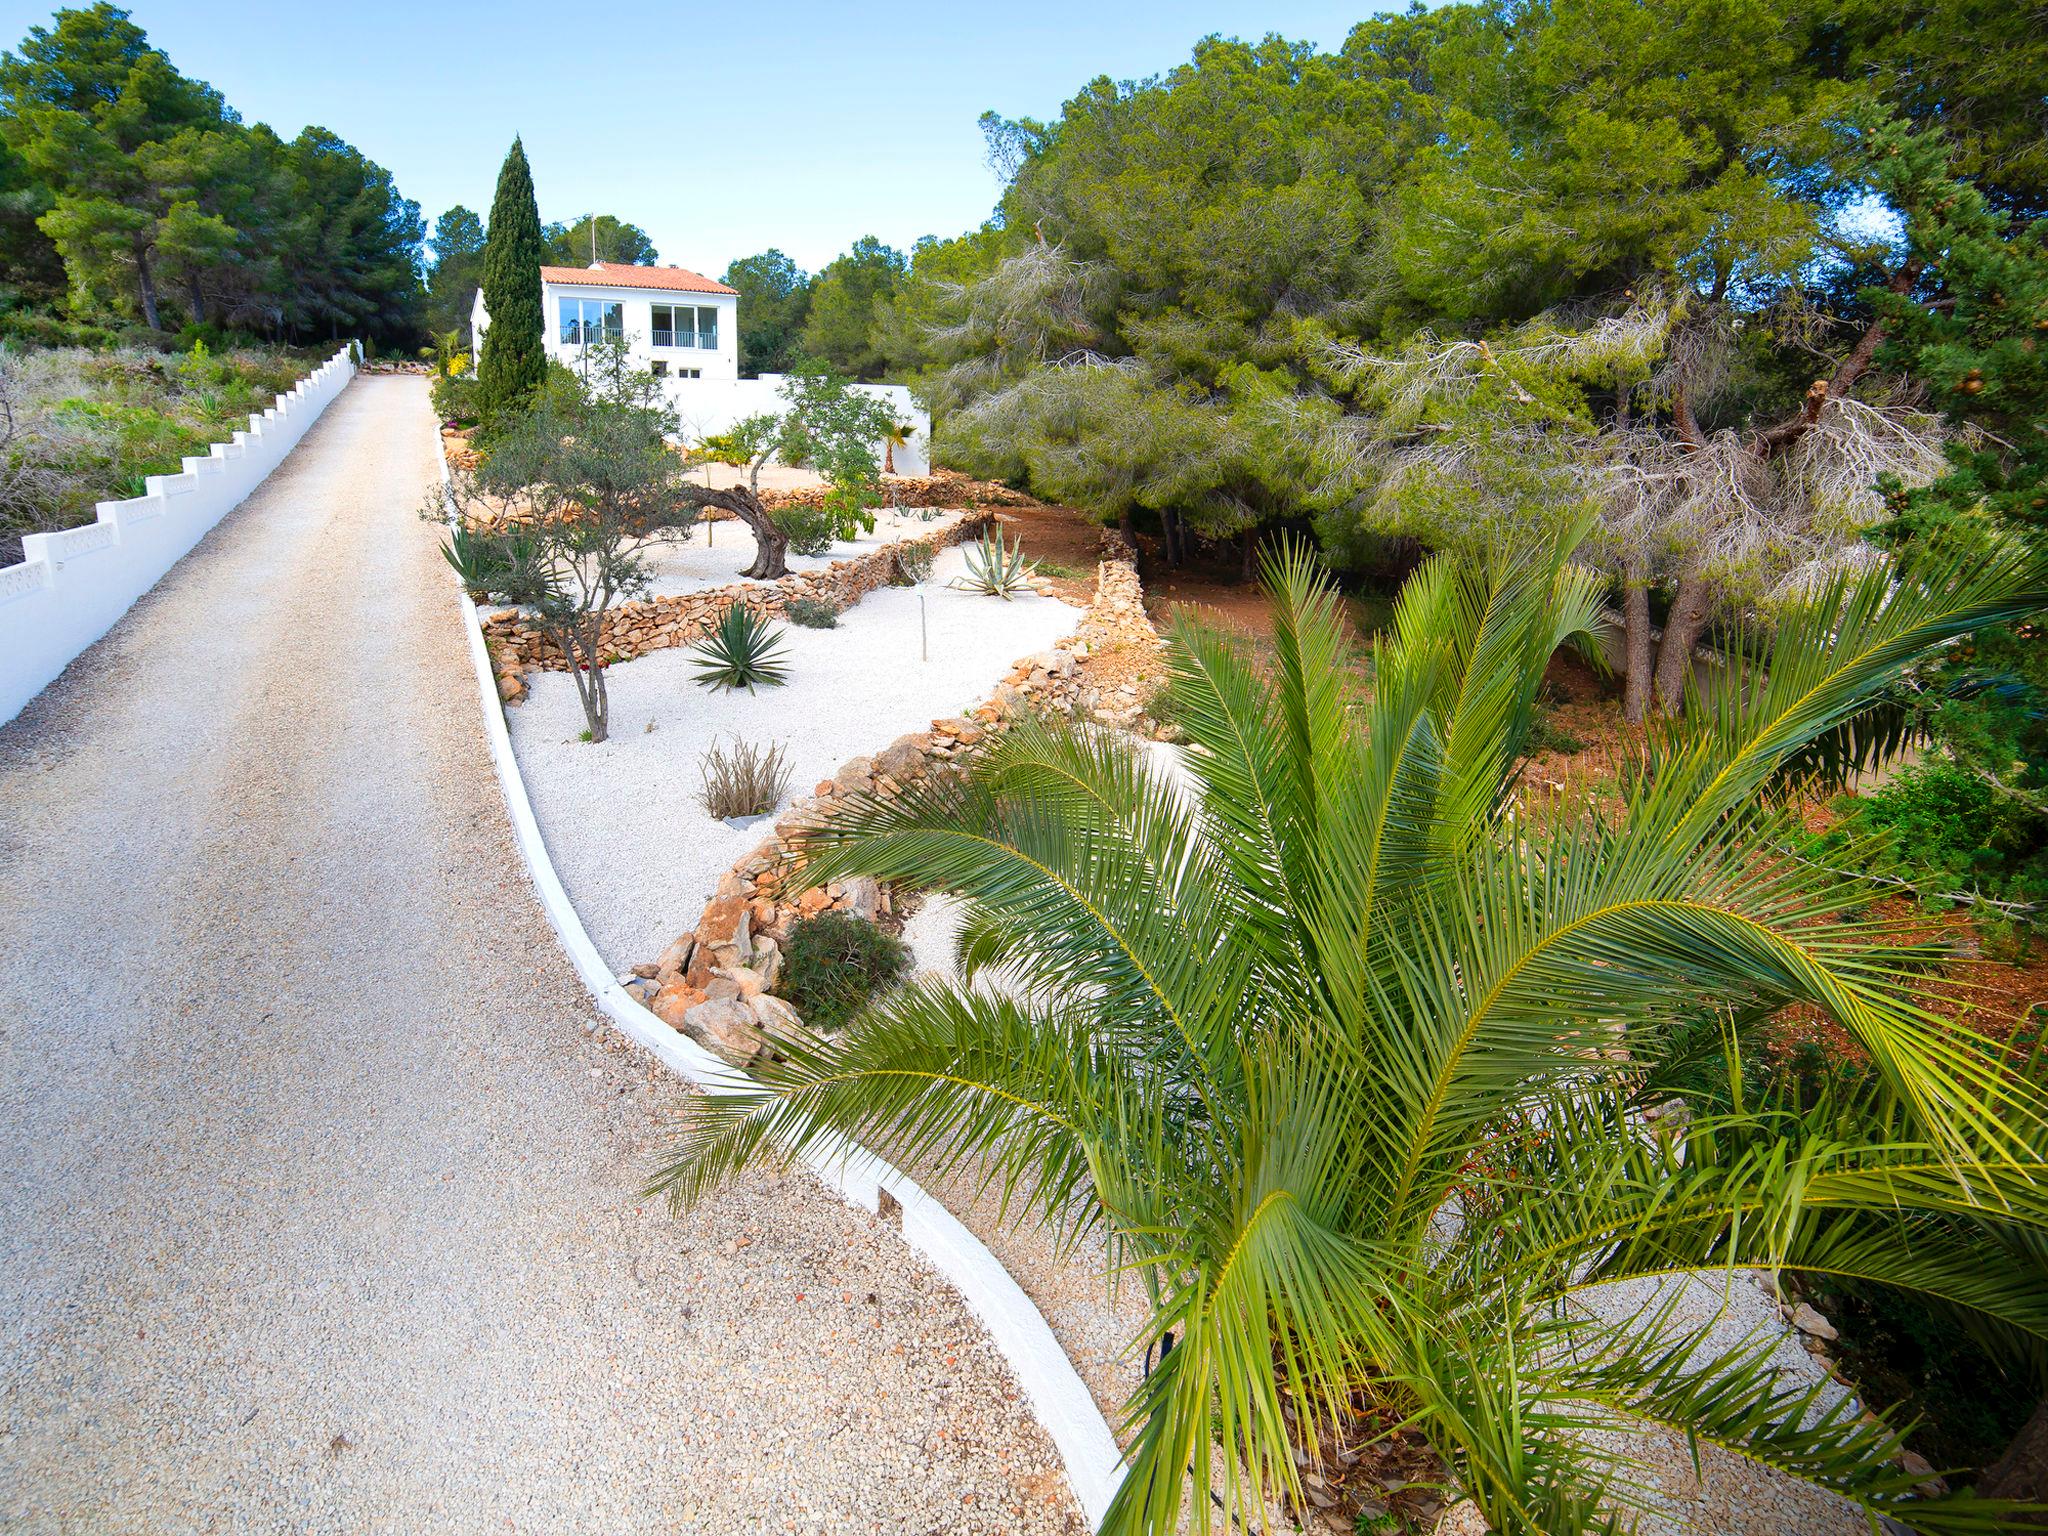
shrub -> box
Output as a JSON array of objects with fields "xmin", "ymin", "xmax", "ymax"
[
  {"xmin": 441, "ymin": 522, "xmax": 540, "ymax": 602},
  {"xmin": 1824, "ymin": 756, "xmax": 2048, "ymax": 906},
  {"xmin": 779, "ymin": 502, "xmax": 839, "ymax": 557},
  {"xmin": 698, "ymin": 736, "xmax": 792, "ymax": 820},
  {"xmin": 431, "ymin": 369, "xmax": 481, "ymax": 425},
  {"xmin": 690, "ymin": 602, "xmax": 791, "ymax": 692},
  {"xmin": 776, "ymin": 910, "xmax": 911, "ymax": 1030},
  {"xmin": 891, "ymin": 538, "xmax": 934, "ymax": 585},
  {"xmin": 950, "ymin": 527, "xmax": 1037, "ymax": 598},
  {"xmin": 785, "ymin": 596, "xmax": 838, "ymax": 629}
]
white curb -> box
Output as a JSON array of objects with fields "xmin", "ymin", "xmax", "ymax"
[{"xmin": 435, "ymin": 421, "xmax": 1126, "ymax": 1529}]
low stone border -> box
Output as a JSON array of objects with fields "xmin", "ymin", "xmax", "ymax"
[
  {"xmin": 480, "ymin": 509, "xmax": 1003, "ymax": 690},
  {"xmin": 434, "ymin": 425, "xmax": 1126, "ymax": 1528},
  {"xmin": 636, "ymin": 530, "xmax": 1166, "ymax": 1073}
]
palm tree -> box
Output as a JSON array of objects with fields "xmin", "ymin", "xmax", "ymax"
[
  {"xmin": 654, "ymin": 529, "xmax": 2048, "ymax": 1534},
  {"xmin": 881, "ymin": 420, "xmax": 914, "ymax": 477}
]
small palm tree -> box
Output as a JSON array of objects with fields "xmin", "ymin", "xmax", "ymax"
[
  {"xmin": 881, "ymin": 420, "xmax": 915, "ymax": 476},
  {"xmin": 654, "ymin": 531, "xmax": 2048, "ymax": 1534}
]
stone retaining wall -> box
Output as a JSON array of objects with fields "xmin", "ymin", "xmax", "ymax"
[
  {"xmin": 625, "ymin": 534, "xmax": 1166, "ymax": 1068},
  {"xmin": 481, "ymin": 510, "xmax": 998, "ymax": 702}
]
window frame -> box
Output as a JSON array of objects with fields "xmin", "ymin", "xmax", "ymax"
[{"xmin": 557, "ymin": 295, "xmax": 624, "ymax": 346}]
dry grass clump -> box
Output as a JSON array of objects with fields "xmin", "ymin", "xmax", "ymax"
[{"xmin": 698, "ymin": 735, "xmax": 792, "ymax": 820}]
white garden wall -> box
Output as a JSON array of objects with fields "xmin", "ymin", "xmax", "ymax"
[
  {"xmin": 664, "ymin": 373, "xmax": 932, "ymax": 477},
  {"xmin": 0, "ymin": 345, "xmax": 357, "ymax": 725}
]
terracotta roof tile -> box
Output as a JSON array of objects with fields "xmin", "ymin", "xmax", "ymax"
[{"xmin": 539, "ymin": 263, "xmax": 737, "ymax": 296}]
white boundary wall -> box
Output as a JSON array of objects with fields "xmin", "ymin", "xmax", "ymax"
[
  {"xmin": 0, "ymin": 345, "xmax": 358, "ymax": 725},
  {"xmin": 663, "ymin": 374, "xmax": 932, "ymax": 477},
  {"xmin": 434, "ymin": 430, "xmax": 1123, "ymax": 1528}
]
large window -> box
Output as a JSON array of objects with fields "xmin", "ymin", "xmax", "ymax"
[
  {"xmin": 652, "ymin": 303, "xmax": 719, "ymax": 349},
  {"xmin": 558, "ymin": 297, "xmax": 623, "ymax": 345}
]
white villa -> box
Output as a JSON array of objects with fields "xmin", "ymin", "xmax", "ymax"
[{"xmin": 470, "ymin": 261, "xmax": 929, "ymax": 474}]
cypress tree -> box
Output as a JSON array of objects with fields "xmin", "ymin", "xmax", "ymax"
[{"xmin": 477, "ymin": 137, "xmax": 545, "ymax": 423}]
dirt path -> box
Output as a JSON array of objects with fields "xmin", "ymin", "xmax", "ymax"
[{"xmin": 0, "ymin": 374, "xmax": 1081, "ymax": 1535}]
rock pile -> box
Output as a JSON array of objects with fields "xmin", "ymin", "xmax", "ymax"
[
  {"xmin": 629, "ymin": 536, "xmax": 1166, "ymax": 1052},
  {"xmin": 480, "ymin": 510, "xmax": 995, "ymax": 678}
]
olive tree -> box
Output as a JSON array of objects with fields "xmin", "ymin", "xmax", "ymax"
[
  {"xmin": 437, "ymin": 339, "xmax": 696, "ymax": 742},
  {"xmin": 686, "ymin": 361, "xmax": 897, "ymax": 580}
]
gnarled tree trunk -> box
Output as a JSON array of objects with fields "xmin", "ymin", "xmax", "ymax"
[
  {"xmin": 1653, "ymin": 568, "xmax": 1711, "ymax": 713},
  {"xmin": 679, "ymin": 482, "xmax": 789, "ymax": 581}
]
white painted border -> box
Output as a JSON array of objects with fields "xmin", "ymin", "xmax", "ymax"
[
  {"xmin": 0, "ymin": 345, "xmax": 359, "ymax": 725},
  {"xmin": 434, "ymin": 422, "xmax": 1126, "ymax": 1529}
]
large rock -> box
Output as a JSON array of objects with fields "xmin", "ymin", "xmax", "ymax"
[
  {"xmin": 749, "ymin": 993, "xmax": 808, "ymax": 1043},
  {"xmin": 874, "ymin": 738, "xmax": 924, "ymax": 781},
  {"xmin": 838, "ymin": 875, "xmax": 880, "ymax": 921},
  {"xmin": 1790, "ymin": 1302, "xmax": 1838, "ymax": 1341},
  {"xmin": 652, "ymin": 982, "xmax": 707, "ymax": 1028},
  {"xmin": 679, "ymin": 998, "xmax": 764, "ymax": 1066},
  {"xmin": 694, "ymin": 894, "xmax": 751, "ymax": 962},
  {"xmin": 750, "ymin": 934, "xmax": 782, "ymax": 990},
  {"xmin": 834, "ymin": 755, "xmax": 875, "ymax": 788},
  {"xmin": 655, "ymin": 934, "xmax": 694, "ymax": 981}
]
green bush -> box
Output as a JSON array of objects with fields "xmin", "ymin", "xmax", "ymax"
[
  {"xmin": 776, "ymin": 910, "xmax": 911, "ymax": 1030},
  {"xmin": 779, "ymin": 502, "xmax": 839, "ymax": 557},
  {"xmin": 1820, "ymin": 757, "xmax": 2048, "ymax": 907},
  {"xmin": 784, "ymin": 596, "xmax": 838, "ymax": 629},
  {"xmin": 431, "ymin": 369, "xmax": 481, "ymax": 425}
]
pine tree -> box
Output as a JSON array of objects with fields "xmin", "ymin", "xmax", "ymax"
[{"xmin": 477, "ymin": 137, "xmax": 545, "ymax": 423}]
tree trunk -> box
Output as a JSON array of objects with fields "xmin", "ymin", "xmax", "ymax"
[
  {"xmin": 1241, "ymin": 527, "xmax": 1256, "ymax": 583},
  {"xmin": 186, "ymin": 273, "xmax": 205, "ymax": 328},
  {"xmin": 883, "ymin": 439, "xmax": 895, "ymax": 475},
  {"xmin": 1981, "ymin": 1396, "xmax": 2048, "ymax": 1522},
  {"xmin": 1622, "ymin": 566, "xmax": 1653, "ymax": 725},
  {"xmin": 1118, "ymin": 508, "xmax": 1134, "ymax": 546},
  {"xmin": 135, "ymin": 244, "xmax": 162, "ymax": 332},
  {"xmin": 555, "ymin": 615, "xmax": 609, "ymax": 742},
  {"xmin": 679, "ymin": 482, "xmax": 790, "ymax": 580},
  {"xmin": 732, "ymin": 490, "xmax": 789, "ymax": 580},
  {"xmin": 1653, "ymin": 568, "xmax": 1711, "ymax": 713}
]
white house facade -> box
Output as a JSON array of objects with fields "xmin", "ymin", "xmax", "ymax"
[
  {"xmin": 471, "ymin": 261, "xmax": 741, "ymax": 381},
  {"xmin": 470, "ymin": 262, "xmax": 930, "ymax": 475}
]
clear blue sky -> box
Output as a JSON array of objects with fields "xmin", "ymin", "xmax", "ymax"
[{"xmin": 0, "ymin": 0, "xmax": 1402, "ymax": 276}]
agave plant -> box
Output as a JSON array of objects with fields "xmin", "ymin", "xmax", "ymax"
[
  {"xmin": 654, "ymin": 532, "xmax": 2048, "ymax": 1534},
  {"xmin": 951, "ymin": 526, "xmax": 1038, "ymax": 598},
  {"xmin": 441, "ymin": 522, "xmax": 545, "ymax": 603},
  {"xmin": 689, "ymin": 602, "xmax": 790, "ymax": 693}
]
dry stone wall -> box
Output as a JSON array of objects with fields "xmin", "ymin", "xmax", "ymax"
[
  {"xmin": 481, "ymin": 510, "xmax": 996, "ymax": 703},
  {"xmin": 626, "ymin": 534, "xmax": 1166, "ymax": 1068}
]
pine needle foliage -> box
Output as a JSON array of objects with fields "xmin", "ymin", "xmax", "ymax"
[{"xmin": 652, "ymin": 531, "xmax": 2048, "ymax": 1535}]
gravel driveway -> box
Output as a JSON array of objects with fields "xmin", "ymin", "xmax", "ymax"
[{"xmin": 0, "ymin": 374, "xmax": 1083, "ymax": 1535}]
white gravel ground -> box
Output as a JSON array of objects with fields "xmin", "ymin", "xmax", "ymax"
[
  {"xmin": 638, "ymin": 504, "xmax": 969, "ymax": 598},
  {"xmin": 0, "ymin": 375, "xmax": 1084, "ymax": 1535},
  {"xmin": 509, "ymin": 543, "xmax": 1083, "ymax": 969}
]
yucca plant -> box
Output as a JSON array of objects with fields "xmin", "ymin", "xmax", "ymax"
[
  {"xmin": 951, "ymin": 526, "xmax": 1038, "ymax": 598},
  {"xmin": 653, "ymin": 530, "xmax": 2048, "ymax": 1535},
  {"xmin": 689, "ymin": 602, "xmax": 790, "ymax": 693}
]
